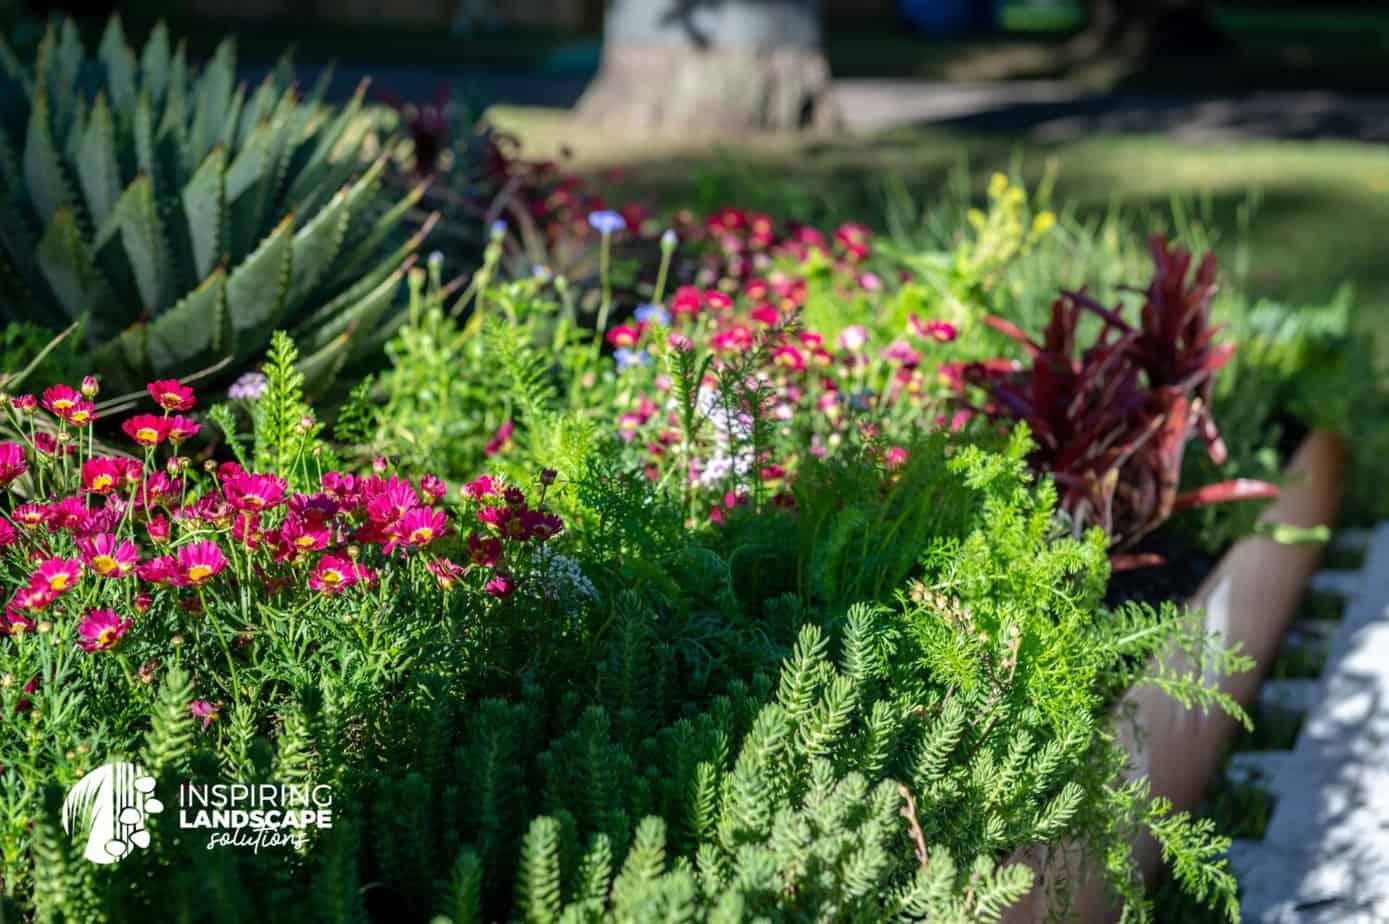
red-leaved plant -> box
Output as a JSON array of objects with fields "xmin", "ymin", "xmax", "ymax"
[{"xmin": 959, "ymin": 235, "xmax": 1278, "ymax": 565}]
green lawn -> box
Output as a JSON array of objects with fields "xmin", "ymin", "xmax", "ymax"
[{"xmin": 497, "ymin": 108, "xmax": 1389, "ymax": 351}]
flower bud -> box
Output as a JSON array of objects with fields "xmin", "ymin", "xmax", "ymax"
[
  {"xmin": 660, "ymin": 228, "xmax": 678, "ymax": 252},
  {"xmin": 80, "ymin": 375, "xmax": 99, "ymax": 398}
]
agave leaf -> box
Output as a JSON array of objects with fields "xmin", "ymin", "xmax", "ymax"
[
  {"xmin": 76, "ymin": 93, "xmax": 121, "ymax": 229},
  {"xmin": 286, "ymin": 78, "xmax": 367, "ymax": 205},
  {"xmin": 0, "ymin": 117, "xmax": 22, "ymax": 198},
  {"xmin": 0, "ymin": 31, "xmax": 32, "ymax": 98},
  {"xmin": 299, "ymin": 260, "xmax": 405, "ymax": 357},
  {"xmin": 296, "ymin": 329, "xmax": 354, "ymax": 396},
  {"xmin": 36, "ymin": 207, "xmax": 103, "ymax": 321},
  {"xmin": 157, "ymin": 41, "xmax": 189, "ymax": 147},
  {"xmin": 218, "ymin": 83, "xmax": 247, "ymax": 153},
  {"xmin": 190, "ymin": 37, "xmax": 235, "ymax": 167},
  {"xmin": 288, "ymin": 187, "xmax": 350, "ymax": 307},
  {"xmin": 139, "ymin": 22, "xmax": 172, "ymax": 106},
  {"xmin": 143, "ymin": 268, "xmax": 229, "ymax": 373},
  {"xmin": 62, "ymin": 94, "xmax": 85, "ymax": 167},
  {"xmin": 225, "ymin": 213, "xmax": 293, "ymax": 349},
  {"xmin": 23, "ymin": 88, "xmax": 74, "ymax": 226},
  {"xmin": 49, "ymin": 20, "xmax": 82, "ymax": 128},
  {"xmin": 290, "ymin": 212, "xmax": 431, "ymax": 338},
  {"xmin": 0, "ymin": 196, "xmax": 42, "ymax": 320},
  {"xmin": 133, "ymin": 89, "xmax": 155, "ymax": 178},
  {"xmin": 109, "ymin": 173, "xmax": 168, "ymax": 312},
  {"xmin": 334, "ymin": 178, "xmax": 426, "ymax": 277},
  {"xmin": 236, "ymin": 76, "xmax": 278, "ymax": 149},
  {"xmin": 97, "ymin": 16, "xmax": 137, "ymax": 113},
  {"xmin": 183, "ymin": 147, "xmax": 225, "ymax": 279},
  {"xmin": 305, "ymin": 61, "xmax": 335, "ymax": 107}
]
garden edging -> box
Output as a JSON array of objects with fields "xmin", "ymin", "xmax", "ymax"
[{"xmin": 1004, "ymin": 429, "xmax": 1347, "ymax": 922}]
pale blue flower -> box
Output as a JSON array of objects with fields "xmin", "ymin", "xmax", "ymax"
[
  {"xmin": 633, "ymin": 303, "xmax": 670, "ymax": 326},
  {"xmin": 587, "ymin": 210, "xmax": 627, "ymax": 235},
  {"xmin": 614, "ymin": 348, "xmax": 650, "ymax": 370}
]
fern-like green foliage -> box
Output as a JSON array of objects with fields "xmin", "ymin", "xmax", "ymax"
[{"xmin": 0, "ymin": 15, "xmax": 425, "ymax": 393}]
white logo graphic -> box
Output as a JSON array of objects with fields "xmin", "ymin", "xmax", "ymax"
[{"xmin": 61, "ymin": 762, "xmax": 163, "ymax": 864}]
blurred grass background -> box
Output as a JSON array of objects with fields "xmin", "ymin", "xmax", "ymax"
[{"xmin": 493, "ymin": 107, "xmax": 1389, "ymax": 358}]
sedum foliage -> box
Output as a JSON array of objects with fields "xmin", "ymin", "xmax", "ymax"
[{"xmin": 0, "ymin": 15, "xmax": 425, "ymax": 392}]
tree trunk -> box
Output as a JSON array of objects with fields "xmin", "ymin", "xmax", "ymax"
[{"xmin": 578, "ymin": 0, "xmax": 840, "ymax": 134}]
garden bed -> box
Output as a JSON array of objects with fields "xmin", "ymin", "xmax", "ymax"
[{"xmin": 1005, "ymin": 429, "xmax": 1346, "ymax": 922}]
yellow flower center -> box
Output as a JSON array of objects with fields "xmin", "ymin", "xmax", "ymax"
[
  {"xmin": 295, "ymin": 535, "xmax": 317, "ymax": 548},
  {"xmin": 91, "ymin": 474, "xmax": 114, "ymax": 491},
  {"xmin": 409, "ymin": 527, "xmax": 434, "ymax": 544},
  {"xmin": 96, "ymin": 627, "xmax": 118, "ymax": 648},
  {"xmin": 52, "ymin": 398, "xmax": 75, "ymax": 411},
  {"xmin": 92, "ymin": 555, "xmax": 117, "ymax": 576},
  {"xmin": 320, "ymin": 569, "xmax": 343, "ymax": 586},
  {"xmin": 136, "ymin": 427, "xmax": 160, "ymax": 443},
  {"xmin": 187, "ymin": 564, "xmax": 213, "ymax": 582},
  {"xmin": 243, "ymin": 494, "xmax": 265, "ymax": 508},
  {"xmin": 48, "ymin": 574, "xmax": 70, "ymax": 591}
]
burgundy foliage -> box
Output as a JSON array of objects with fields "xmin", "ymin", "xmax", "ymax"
[{"xmin": 960, "ymin": 235, "xmax": 1277, "ymax": 562}]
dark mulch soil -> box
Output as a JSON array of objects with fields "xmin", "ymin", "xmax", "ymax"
[{"xmin": 1104, "ymin": 531, "xmax": 1217, "ymax": 611}]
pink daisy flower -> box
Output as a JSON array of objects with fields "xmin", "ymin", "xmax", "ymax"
[
  {"xmin": 32, "ymin": 558, "xmax": 82, "ymax": 594},
  {"xmin": 365, "ymin": 478, "xmax": 420, "ymax": 526},
  {"xmin": 145, "ymin": 514, "xmax": 171, "ymax": 544},
  {"xmin": 40, "ymin": 384, "xmax": 82, "ymax": 418},
  {"xmin": 308, "ymin": 555, "xmax": 360, "ymax": 595},
  {"xmin": 66, "ymin": 401, "xmax": 96, "ymax": 426},
  {"xmin": 426, "ymin": 557, "xmax": 466, "ymax": 590},
  {"xmin": 484, "ymin": 420, "xmax": 515, "ymax": 457},
  {"xmin": 2, "ymin": 605, "xmax": 36, "ymax": 635},
  {"xmin": 165, "ymin": 416, "xmax": 201, "ymax": 445},
  {"xmin": 76, "ymin": 609, "xmax": 132, "ymax": 652},
  {"xmin": 394, "ymin": 507, "xmax": 447, "ymax": 549},
  {"xmin": 483, "ymin": 572, "xmax": 515, "ymax": 598},
  {"xmin": 147, "ymin": 379, "xmax": 196, "ymax": 412},
  {"xmin": 772, "ymin": 346, "xmax": 806, "ymax": 371},
  {"xmin": 77, "ymin": 534, "xmax": 139, "ymax": 578},
  {"xmin": 48, "ymin": 497, "xmax": 91, "ymax": 531},
  {"xmin": 190, "ymin": 699, "xmax": 220, "ymax": 729},
  {"xmin": 419, "ymin": 474, "xmax": 447, "ymax": 504},
  {"xmin": 462, "ymin": 475, "xmax": 501, "ymax": 500},
  {"xmin": 467, "ymin": 532, "xmax": 502, "ymax": 567},
  {"xmin": 81, "ymin": 457, "xmax": 128, "ymax": 495},
  {"xmin": 175, "ymin": 541, "xmax": 226, "ymax": 587},
  {"xmin": 137, "ymin": 556, "xmax": 178, "ymax": 585},
  {"xmin": 123, "ymin": 414, "xmax": 170, "ymax": 447},
  {"xmin": 10, "ymin": 584, "xmax": 55, "ymax": 613},
  {"xmin": 0, "ymin": 442, "xmax": 28, "ymax": 486},
  {"xmin": 13, "ymin": 503, "xmax": 48, "ymax": 528},
  {"xmin": 223, "ymin": 472, "xmax": 288, "ymax": 512}
]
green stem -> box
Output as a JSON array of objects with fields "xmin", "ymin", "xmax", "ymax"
[{"xmin": 592, "ymin": 231, "xmax": 615, "ymax": 366}]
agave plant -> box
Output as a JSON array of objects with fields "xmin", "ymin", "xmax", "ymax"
[{"xmin": 0, "ymin": 16, "xmax": 429, "ymax": 393}]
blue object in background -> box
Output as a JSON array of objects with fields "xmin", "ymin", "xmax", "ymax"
[{"xmin": 899, "ymin": 0, "xmax": 996, "ymax": 35}]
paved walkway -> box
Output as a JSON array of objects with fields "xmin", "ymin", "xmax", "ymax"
[{"xmin": 1230, "ymin": 526, "xmax": 1389, "ymax": 922}]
